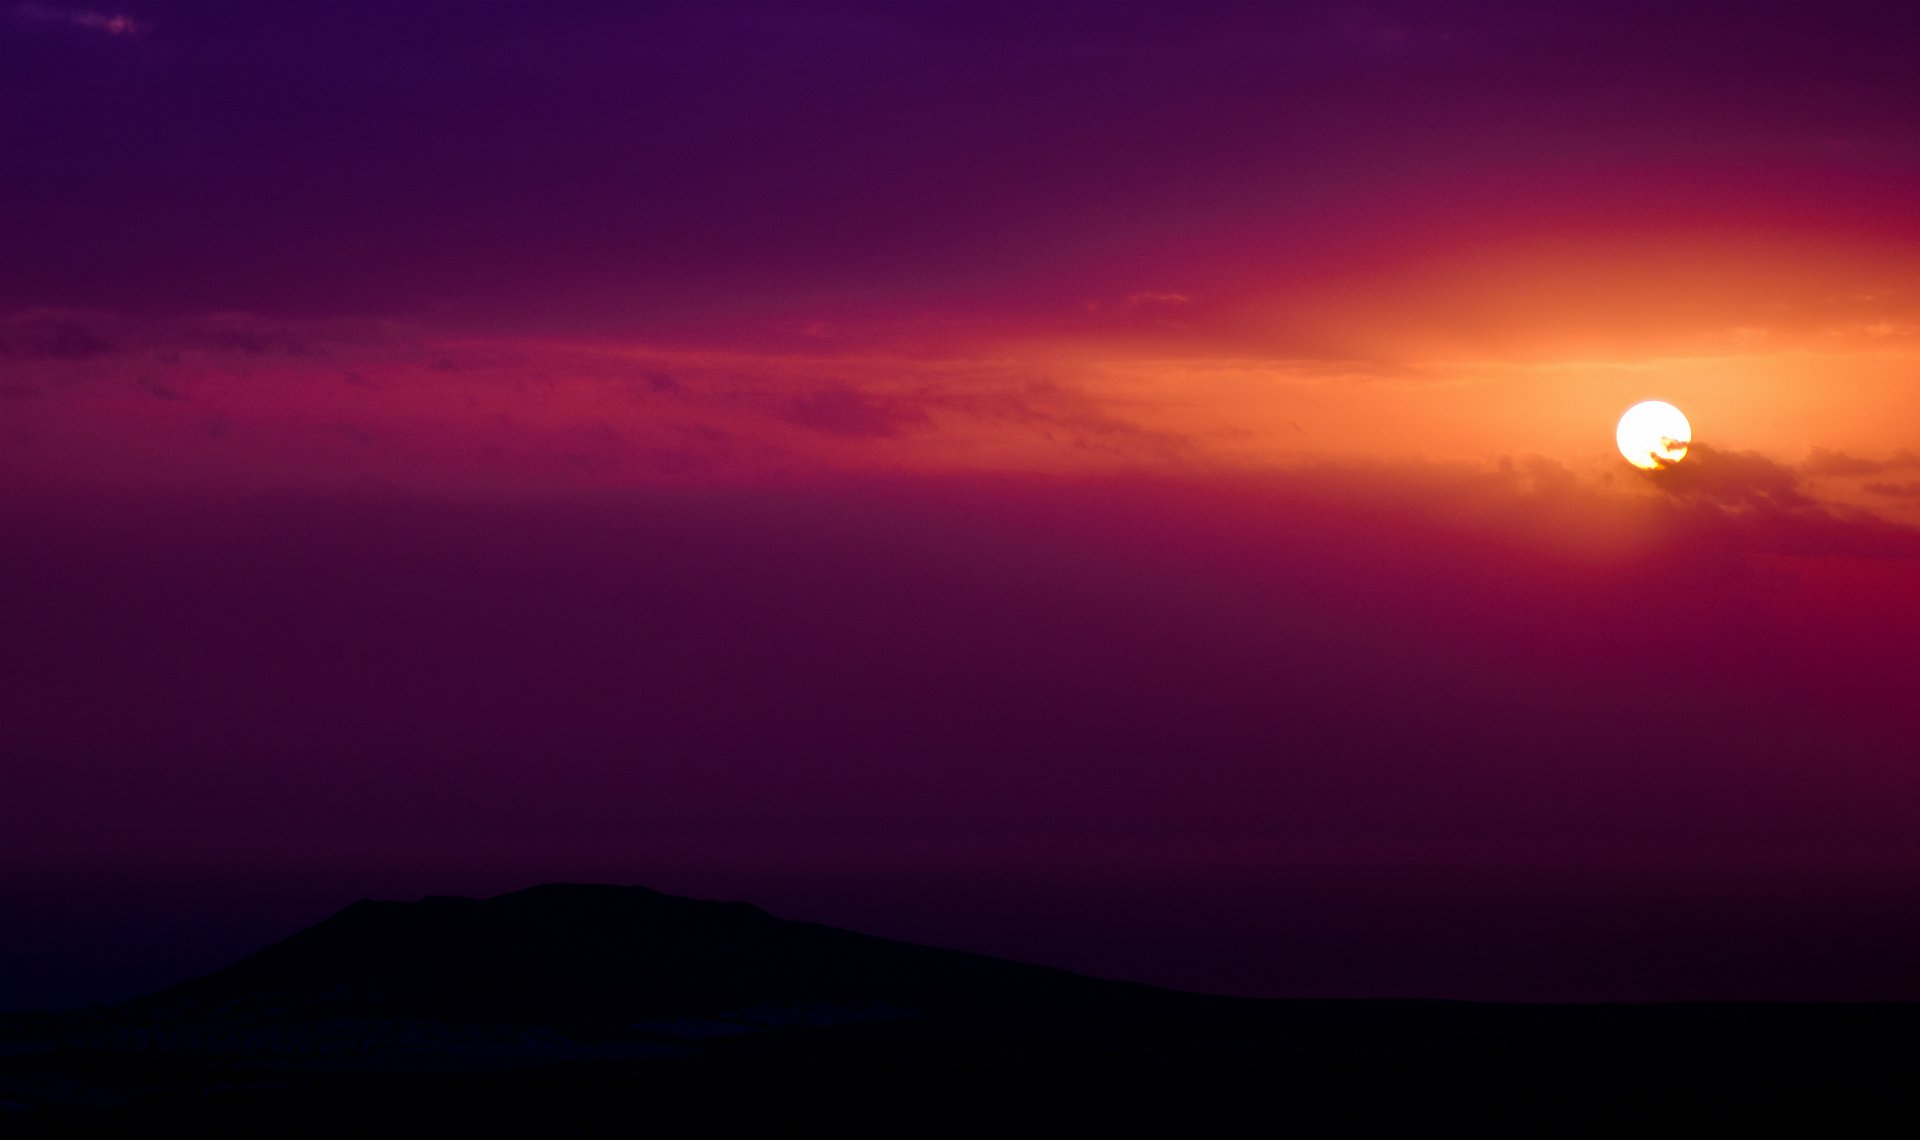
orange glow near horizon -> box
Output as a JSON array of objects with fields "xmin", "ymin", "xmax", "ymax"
[
  {"xmin": 7, "ymin": 303, "xmax": 1920, "ymax": 528},
  {"xmin": 5, "ymin": 205, "xmax": 1920, "ymax": 530}
]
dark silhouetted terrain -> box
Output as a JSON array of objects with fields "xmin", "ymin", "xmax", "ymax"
[{"xmin": 3, "ymin": 884, "xmax": 1917, "ymax": 1133}]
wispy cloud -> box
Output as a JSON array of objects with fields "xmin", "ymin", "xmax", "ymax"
[
  {"xmin": 1863, "ymin": 480, "xmax": 1920, "ymax": 499},
  {"xmin": 1124, "ymin": 292, "xmax": 1191, "ymax": 308},
  {"xmin": 785, "ymin": 383, "xmax": 930, "ymax": 440},
  {"xmin": 11, "ymin": 3, "xmax": 147, "ymax": 36},
  {"xmin": 1802, "ymin": 446, "xmax": 1920, "ymax": 478}
]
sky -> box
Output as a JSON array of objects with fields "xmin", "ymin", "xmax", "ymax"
[{"xmin": 4, "ymin": 1, "xmax": 1920, "ymax": 1009}]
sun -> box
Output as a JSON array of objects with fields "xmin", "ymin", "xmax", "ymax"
[{"xmin": 1615, "ymin": 400, "xmax": 1691, "ymax": 470}]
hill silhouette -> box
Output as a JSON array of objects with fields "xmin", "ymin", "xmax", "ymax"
[
  {"xmin": 144, "ymin": 882, "xmax": 1141, "ymax": 1033},
  {"xmin": 5, "ymin": 883, "xmax": 1920, "ymax": 1133}
]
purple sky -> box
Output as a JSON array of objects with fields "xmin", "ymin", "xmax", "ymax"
[{"xmin": 5, "ymin": 2, "xmax": 1920, "ymax": 1009}]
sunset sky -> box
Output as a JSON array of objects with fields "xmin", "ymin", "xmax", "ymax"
[{"xmin": 5, "ymin": 1, "xmax": 1920, "ymax": 1009}]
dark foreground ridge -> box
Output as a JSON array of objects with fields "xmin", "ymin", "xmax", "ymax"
[
  {"xmin": 147, "ymin": 882, "xmax": 1145, "ymax": 1028},
  {"xmin": 3, "ymin": 883, "xmax": 1917, "ymax": 1133}
]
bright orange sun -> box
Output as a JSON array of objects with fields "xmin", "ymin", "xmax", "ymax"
[{"xmin": 1616, "ymin": 400, "xmax": 1692, "ymax": 470}]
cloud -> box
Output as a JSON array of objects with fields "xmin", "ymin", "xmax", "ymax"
[
  {"xmin": 1649, "ymin": 443, "xmax": 1815, "ymax": 508},
  {"xmin": 1802, "ymin": 447, "xmax": 1886, "ymax": 478},
  {"xmin": 1716, "ymin": 503, "xmax": 1920, "ymax": 560},
  {"xmin": 1802, "ymin": 446, "xmax": 1920, "ymax": 478},
  {"xmin": 0, "ymin": 310, "xmax": 1207, "ymax": 488},
  {"xmin": 0, "ymin": 309, "xmax": 390, "ymax": 365},
  {"xmin": 135, "ymin": 373, "xmax": 184, "ymax": 401},
  {"xmin": 785, "ymin": 383, "xmax": 931, "ymax": 439},
  {"xmin": 198, "ymin": 327, "xmax": 322, "ymax": 357},
  {"xmin": 926, "ymin": 379, "xmax": 1190, "ymax": 460},
  {"xmin": 10, "ymin": 3, "xmax": 146, "ymax": 35},
  {"xmin": 1863, "ymin": 480, "xmax": 1920, "ymax": 499},
  {"xmin": 0, "ymin": 317, "xmax": 116, "ymax": 360},
  {"xmin": 1514, "ymin": 453, "xmax": 1579, "ymax": 497},
  {"xmin": 1647, "ymin": 444, "xmax": 1920, "ymax": 559}
]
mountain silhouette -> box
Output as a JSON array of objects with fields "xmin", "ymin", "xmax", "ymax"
[
  {"xmin": 6, "ymin": 883, "xmax": 1920, "ymax": 1133},
  {"xmin": 141, "ymin": 882, "xmax": 1143, "ymax": 1033}
]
